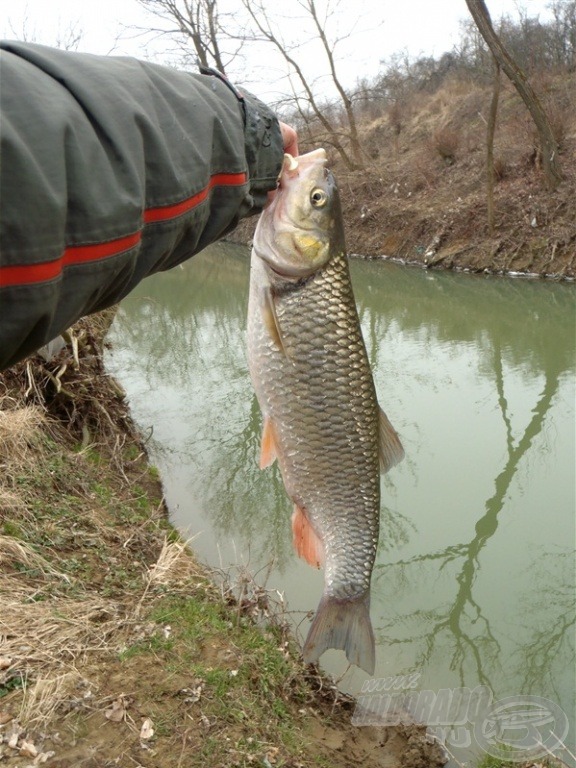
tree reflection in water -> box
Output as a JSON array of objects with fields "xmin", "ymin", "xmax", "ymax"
[{"xmin": 107, "ymin": 243, "xmax": 575, "ymax": 721}]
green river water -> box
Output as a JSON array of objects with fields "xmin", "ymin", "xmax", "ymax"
[{"xmin": 106, "ymin": 242, "xmax": 575, "ymax": 764}]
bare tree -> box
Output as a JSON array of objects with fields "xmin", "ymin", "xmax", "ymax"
[
  {"xmin": 465, "ymin": 0, "xmax": 563, "ymax": 190},
  {"xmin": 549, "ymin": 0, "xmax": 576, "ymax": 70},
  {"xmin": 6, "ymin": 16, "xmax": 84, "ymax": 51},
  {"xmin": 134, "ymin": 0, "xmax": 242, "ymax": 73},
  {"xmin": 130, "ymin": 0, "xmax": 370, "ymax": 168},
  {"xmin": 241, "ymin": 0, "xmax": 365, "ymax": 169}
]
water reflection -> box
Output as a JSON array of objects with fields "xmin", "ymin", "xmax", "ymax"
[
  {"xmin": 374, "ymin": 353, "xmax": 570, "ymax": 691},
  {"xmin": 106, "ymin": 243, "xmax": 575, "ymax": 753}
]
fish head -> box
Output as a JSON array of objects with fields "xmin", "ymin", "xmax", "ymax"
[{"xmin": 253, "ymin": 148, "xmax": 340, "ymax": 280}]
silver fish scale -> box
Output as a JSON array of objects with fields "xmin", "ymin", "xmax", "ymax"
[{"xmin": 249, "ymin": 247, "xmax": 380, "ymax": 601}]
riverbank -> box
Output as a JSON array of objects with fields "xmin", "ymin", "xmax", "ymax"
[
  {"xmin": 0, "ymin": 312, "xmax": 448, "ymax": 767},
  {"xmin": 3, "ymin": 69, "xmax": 574, "ymax": 759},
  {"xmin": 233, "ymin": 73, "xmax": 576, "ymax": 279}
]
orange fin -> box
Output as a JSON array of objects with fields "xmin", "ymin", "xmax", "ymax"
[
  {"xmin": 291, "ymin": 505, "xmax": 324, "ymax": 568},
  {"xmin": 378, "ymin": 405, "xmax": 404, "ymax": 474},
  {"xmin": 259, "ymin": 416, "xmax": 278, "ymax": 469},
  {"xmin": 303, "ymin": 590, "xmax": 375, "ymax": 675}
]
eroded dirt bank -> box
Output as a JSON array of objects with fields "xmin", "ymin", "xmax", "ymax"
[{"xmin": 233, "ymin": 74, "xmax": 576, "ymax": 279}]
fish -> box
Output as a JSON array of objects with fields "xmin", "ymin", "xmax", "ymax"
[{"xmin": 246, "ymin": 148, "xmax": 404, "ymax": 675}]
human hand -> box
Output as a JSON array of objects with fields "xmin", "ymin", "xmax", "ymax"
[
  {"xmin": 266, "ymin": 122, "xmax": 299, "ymax": 206},
  {"xmin": 279, "ymin": 121, "xmax": 299, "ymax": 157}
]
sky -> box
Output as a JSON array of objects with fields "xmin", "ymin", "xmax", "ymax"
[{"xmin": 2, "ymin": 0, "xmax": 555, "ymax": 102}]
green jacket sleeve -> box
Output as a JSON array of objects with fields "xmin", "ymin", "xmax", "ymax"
[{"xmin": 0, "ymin": 42, "xmax": 283, "ymax": 370}]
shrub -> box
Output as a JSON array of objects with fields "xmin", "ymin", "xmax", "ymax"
[{"xmin": 432, "ymin": 126, "xmax": 460, "ymax": 164}]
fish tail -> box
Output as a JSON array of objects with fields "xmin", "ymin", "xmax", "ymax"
[{"xmin": 302, "ymin": 590, "xmax": 375, "ymax": 675}]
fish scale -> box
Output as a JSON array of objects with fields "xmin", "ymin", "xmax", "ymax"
[{"xmin": 247, "ymin": 149, "xmax": 403, "ymax": 673}]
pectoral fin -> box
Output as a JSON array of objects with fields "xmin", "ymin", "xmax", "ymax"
[
  {"xmin": 292, "ymin": 505, "xmax": 324, "ymax": 568},
  {"xmin": 259, "ymin": 416, "xmax": 278, "ymax": 469},
  {"xmin": 262, "ymin": 287, "xmax": 286, "ymax": 356},
  {"xmin": 378, "ymin": 406, "xmax": 404, "ymax": 473}
]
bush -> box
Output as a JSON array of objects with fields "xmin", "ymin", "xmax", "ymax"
[{"xmin": 432, "ymin": 126, "xmax": 460, "ymax": 164}]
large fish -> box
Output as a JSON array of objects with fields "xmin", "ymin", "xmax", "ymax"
[{"xmin": 247, "ymin": 149, "xmax": 404, "ymax": 675}]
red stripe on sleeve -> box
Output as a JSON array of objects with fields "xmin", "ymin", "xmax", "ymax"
[
  {"xmin": 0, "ymin": 171, "xmax": 248, "ymax": 288},
  {"xmin": 143, "ymin": 172, "xmax": 247, "ymax": 223},
  {"xmin": 0, "ymin": 232, "xmax": 142, "ymax": 288}
]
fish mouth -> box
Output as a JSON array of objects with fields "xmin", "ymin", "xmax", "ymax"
[{"xmin": 278, "ymin": 149, "xmax": 327, "ymax": 190}]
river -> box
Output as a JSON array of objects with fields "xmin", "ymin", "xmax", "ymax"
[{"xmin": 105, "ymin": 242, "xmax": 575, "ymax": 764}]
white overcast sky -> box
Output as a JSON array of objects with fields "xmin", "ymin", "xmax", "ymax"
[{"xmin": 2, "ymin": 0, "xmax": 554, "ymax": 101}]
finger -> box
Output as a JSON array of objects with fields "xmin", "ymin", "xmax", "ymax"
[{"xmin": 279, "ymin": 122, "xmax": 299, "ymax": 157}]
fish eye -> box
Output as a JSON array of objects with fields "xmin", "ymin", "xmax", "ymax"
[{"xmin": 310, "ymin": 188, "xmax": 328, "ymax": 208}]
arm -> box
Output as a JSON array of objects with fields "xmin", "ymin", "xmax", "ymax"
[{"xmin": 0, "ymin": 42, "xmax": 285, "ymax": 370}]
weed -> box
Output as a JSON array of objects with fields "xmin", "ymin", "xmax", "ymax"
[
  {"xmin": 475, "ymin": 753, "xmax": 566, "ymax": 768},
  {"xmin": 2, "ymin": 520, "xmax": 23, "ymax": 538},
  {"xmin": 91, "ymin": 482, "xmax": 113, "ymax": 504},
  {"xmin": 432, "ymin": 126, "xmax": 460, "ymax": 164},
  {"xmin": 119, "ymin": 633, "xmax": 174, "ymax": 661},
  {"xmin": 0, "ymin": 672, "xmax": 25, "ymax": 699},
  {"xmin": 493, "ymin": 155, "xmax": 510, "ymax": 181},
  {"xmin": 148, "ymin": 465, "xmax": 161, "ymax": 481}
]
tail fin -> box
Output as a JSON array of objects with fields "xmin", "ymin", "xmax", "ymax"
[{"xmin": 302, "ymin": 591, "xmax": 375, "ymax": 675}]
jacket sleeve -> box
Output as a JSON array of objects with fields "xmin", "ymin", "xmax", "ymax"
[{"xmin": 0, "ymin": 42, "xmax": 283, "ymax": 370}]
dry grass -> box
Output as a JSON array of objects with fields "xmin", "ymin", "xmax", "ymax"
[
  {"xmin": 1, "ymin": 594, "xmax": 123, "ymax": 667},
  {"xmin": 0, "ymin": 520, "xmax": 205, "ymax": 759},
  {"xmin": 18, "ymin": 672, "xmax": 82, "ymax": 727},
  {"xmin": 144, "ymin": 537, "xmax": 197, "ymax": 589},
  {"xmin": 0, "ymin": 342, "xmax": 201, "ymax": 738},
  {"xmin": 0, "ymin": 490, "xmax": 30, "ymax": 518},
  {"xmin": 136, "ymin": 537, "xmax": 200, "ymax": 617},
  {"xmin": 0, "ymin": 533, "xmax": 202, "ymax": 753},
  {"xmin": 0, "ymin": 537, "xmax": 198, "ymax": 678},
  {"xmin": 431, "ymin": 125, "xmax": 461, "ymax": 164},
  {"xmin": 0, "ymin": 534, "xmax": 67, "ymax": 579},
  {"xmin": 0, "ymin": 406, "xmax": 48, "ymax": 480}
]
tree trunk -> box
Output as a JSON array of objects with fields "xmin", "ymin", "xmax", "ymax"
[
  {"xmin": 465, "ymin": 0, "xmax": 563, "ymax": 191},
  {"xmin": 486, "ymin": 58, "xmax": 500, "ymax": 235}
]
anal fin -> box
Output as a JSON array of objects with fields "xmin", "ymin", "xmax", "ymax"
[
  {"xmin": 291, "ymin": 505, "xmax": 324, "ymax": 568},
  {"xmin": 378, "ymin": 406, "xmax": 404, "ymax": 473}
]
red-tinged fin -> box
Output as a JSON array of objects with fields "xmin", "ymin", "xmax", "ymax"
[
  {"xmin": 378, "ymin": 406, "xmax": 405, "ymax": 474},
  {"xmin": 291, "ymin": 505, "xmax": 324, "ymax": 568},
  {"xmin": 303, "ymin": 591, "xmax": 375, "ymax": 675},
  {"xmin": 259, "ymin": 416, "xmax": 278, "ymax": 469}
]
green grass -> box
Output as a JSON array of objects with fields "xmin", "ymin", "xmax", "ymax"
[
  {"xmin": 0, "ymin": 672, "xmax": 24, "ymax": 700},
  {"xmin": 476, "ymin": 755, "xmax": 563, "ymax": 767},
  {"xmin": 2, "ymin": 520, "xmax": 23, "ymax": 538},
  {"xmin": 2, "ymin": 355, "xmax": 411, "ymax": 767},
  {"xmin": 112, "ymin": 591, "xmax": 312, "ymax": 763}
]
